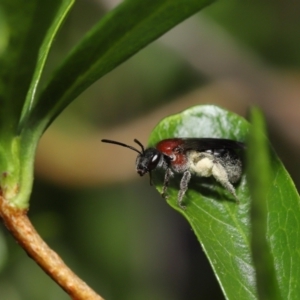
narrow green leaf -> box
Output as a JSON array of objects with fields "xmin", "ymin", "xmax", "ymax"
[
  {"xmin": 27, "ymin": 0, "xmax": 215, "ymax": 135},
  {"xmin": 247, "ymin": 108, "xmax": 281, "ymax": 299},
  {"xmin": 19, "ymin": 0, "xmax": 75, "ymax": 130},
  {"xmin": 0, "ymin": 0, "xmax": 72, "ymax": 135}
]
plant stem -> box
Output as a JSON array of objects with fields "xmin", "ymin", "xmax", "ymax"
[{"xmin": 0, "ymin": 194, "xmax": 104, "ymax": 300}]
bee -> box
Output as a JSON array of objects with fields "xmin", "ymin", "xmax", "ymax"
[{"xmin": 101, "ymin": 138, "xmax": 245, "ymax": 209}]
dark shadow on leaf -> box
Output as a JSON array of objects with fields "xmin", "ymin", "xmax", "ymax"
[{"xmin": 152, "ymin": 170, "xmax": 239, "ymax": 205}]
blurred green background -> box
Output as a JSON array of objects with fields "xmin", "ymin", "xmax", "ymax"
[{"xmin": 1, "ymin": 0, "xmax": 300, "ymax": 299}]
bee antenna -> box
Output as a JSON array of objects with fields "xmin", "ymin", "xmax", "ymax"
[
  {"xmin": 134, "ymin": 139, "xmax": 145, "ymax": 154},
  {"xmin": 101, "ymin": 139, "xmax": 142, "ymax": 155}
]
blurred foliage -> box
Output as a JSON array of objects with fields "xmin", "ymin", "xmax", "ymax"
[
  {"xmin": 0, "ymin": 229, "xmax": 7, "ymax": 273},
  {"xmin": 1, "ymin": 0, "xmax": 300, "ymax": 299},
  {"xmin": 0, "ymin": 8, "xmax": 9, "ymax": 55},
  {"xmin": 71, "ymin": 44, "xmax": 203, "ymax": 128},
  {"xmin": 205, "ymin": 0, "xmax": 300, "ymax": 67},
  {"xmin": 36, "ymin": 0, "xmax": 207, "ymax": 131}
]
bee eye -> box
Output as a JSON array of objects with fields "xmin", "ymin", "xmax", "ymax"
[{"xmin": 147, "ymin": 154, "xmax": 160, "ymax": 170}]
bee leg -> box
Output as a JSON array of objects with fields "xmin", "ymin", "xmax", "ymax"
[
  {"xmin": 149, "ymin": 171, "xmax": 153, "ymax": 186},
  {"xmin": 178, "ymin": 171, "xmax": 191, "ymax": 210},
  {"xmin": 162, "ymin": 168, "xmax": 173, "ymax": 199},
  {"xmin": 211, "ymin": 162, "xmax": 239, "ymax": 203}
]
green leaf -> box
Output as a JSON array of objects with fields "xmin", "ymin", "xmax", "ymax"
[
  {"xmin": 0, "ymin": 0, "xmax": 73, "ymax": 136},
  {"xmin": 18, "ymin": 0, "xmax": 74, "ymax": 206},
  {"xmin": 247, "ymin": 108, "xmax": 281, "ymax": 299},
  {"xmin": 0, "ymin": 0, "xmax": 74, "ymax": 209},
  {"xmin": 19, "ymin": 0, "xmax": 74, "ymax": 130},
  {"xmin": 263, "ymin": 140, "xmax": 300, "ymax": 296},
  {"xmin": 149, "ymin": 105, "xmax": 300, "ymax": 300},
  {"xmin": 26, "ymin": 0, "xmax": 215, "ymax": 135},
  {"xmin": 149, "ymin": 105, "xmax": 257, "ymax": 300},
  {"xmin": 247, "ymin": 108, "xmax": 300, "ymax": 300}
]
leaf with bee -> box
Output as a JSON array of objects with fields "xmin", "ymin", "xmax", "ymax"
[{"xmin": 149, "ymin": 105, "xmax": 300, "ymax": 300}]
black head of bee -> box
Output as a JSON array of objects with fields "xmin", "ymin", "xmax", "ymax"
[{"xmin": 101, "ymin": 139, "xmax": 164, "ymax": 176}]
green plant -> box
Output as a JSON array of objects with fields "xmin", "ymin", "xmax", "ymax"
[
  {"xmin": 150, "ymin": 105, "xmax": 300, "ymax": 300},
  {"xmin": 1, "ymin": 0, "xmax": 299, "ymax": 299},
  {"xmin": 0, "ymin": 0, "xmax": 215, "ymax": 299}
]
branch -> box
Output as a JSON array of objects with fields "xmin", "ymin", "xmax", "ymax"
[{"xmin": 0, "ymin": 194, "xmax": 104, "ymax": 300}]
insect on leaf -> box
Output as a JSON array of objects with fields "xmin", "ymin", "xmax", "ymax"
[{"xmin": 150, "ymin": 105, "xmax": 254, "ymax": 300}]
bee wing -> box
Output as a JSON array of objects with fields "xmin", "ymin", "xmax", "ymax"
[{"xmin": 180, "ymin": 138, "xmax": 245, "ymax": 151}]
